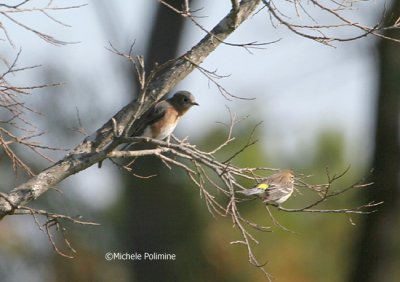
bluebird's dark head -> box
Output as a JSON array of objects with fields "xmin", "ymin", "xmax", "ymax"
[{"xmin": 169, "ymin": 91, "xmax": 199, "ymax": 114}]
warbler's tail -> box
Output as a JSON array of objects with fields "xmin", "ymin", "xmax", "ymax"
[{"xmin": 238, "ymin": 188, "xmax": 263, "ymax": 196}]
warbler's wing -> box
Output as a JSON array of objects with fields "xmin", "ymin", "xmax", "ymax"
[{"xmin": 262, "ymin": 182, "xmax": 294, "ymax": 203}]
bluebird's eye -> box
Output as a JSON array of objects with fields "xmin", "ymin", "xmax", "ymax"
[{"xmin": 183, "ymin": 97, "xmax": 189, "ymax": 103}]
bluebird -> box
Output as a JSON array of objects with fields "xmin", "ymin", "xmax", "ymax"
[
  {"xmin": 133, "ymin": 90, "xmax": 199, "ymax": 141},
  {"xmin": 97, "ymin": 91, "xmax": 198, "ymax": 168},
  {"xmin": 239, "ymin": 170, "xmax": 295, "ymax": 205}
]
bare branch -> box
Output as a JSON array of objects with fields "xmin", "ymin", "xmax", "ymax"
[
  {"xmin": 11, "ymin": 205, "xmax": 99, "ymax": 258},
  {"xmin": 0, "ymin": 0, "xmax": 265, "ymax": 220},
  {"xmin": 0, "ymin": 1, "xmax": 85, "ymax": 46},
  {"xmin": 0, "ymin": 50, "xmax": 66, "ymax": 174},
  {"xmin": 0, "ymin": 0, "xmax": 392, "ymax": 276},
  {"xmin": 262, "ymin": 0, "xmax": 400, "ymax": 46},
  {"xmin": 0, "ymin": 0, "xmax": 30, "ymax": 9}
]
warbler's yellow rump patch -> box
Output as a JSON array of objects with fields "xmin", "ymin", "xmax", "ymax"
[{"xmin": 257, "ymin": 183, "xmax": 269, "ymax": 190}]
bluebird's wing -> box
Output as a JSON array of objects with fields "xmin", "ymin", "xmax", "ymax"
[{"xmin": 133, "ymin": 100, "xmax": 168, "ymax": 137}]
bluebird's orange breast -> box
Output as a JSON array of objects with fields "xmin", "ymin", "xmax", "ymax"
[{"xmin": 145, "ymin": 107, "xmax": 181, "ymax": 140}]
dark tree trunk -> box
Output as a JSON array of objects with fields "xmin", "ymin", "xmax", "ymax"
[
  {"xmin": 348, "ymin": 2, "xmax": 400, "ymax": 281},
  {"xmin": 113, "ymin": 1, "xmax": 221, "ymax": 281},
  {"xmin": 145, "ymin": 0, "xmax": 186, "ymax": 69}
]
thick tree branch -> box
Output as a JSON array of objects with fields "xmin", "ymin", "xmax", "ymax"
[{"xmin": 0, "ymin": 0, "xmax": 262, "ymax": 218}]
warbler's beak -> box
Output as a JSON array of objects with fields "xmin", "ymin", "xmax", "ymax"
[{"xmin": 192, "ymin": 102, "xmax": 199, "ymax": 106}]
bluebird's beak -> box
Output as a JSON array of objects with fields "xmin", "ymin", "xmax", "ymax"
[{"xmin": 192, "ymin": 102, "xmax": 199, "ymax": 106}]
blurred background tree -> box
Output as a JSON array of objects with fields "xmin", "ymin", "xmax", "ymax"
[
  {"xmin": 100, "ymin": 1, "xmax": 221, "ymax": 281},
  {"xmin": 1, "ymin": 1, "xmax": 399, "ymax": 282},
  {"xmin": 348, "ymin": 0, "xmax": 400, "ymax": 281}
]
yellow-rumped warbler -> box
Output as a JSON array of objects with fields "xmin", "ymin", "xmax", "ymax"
[{"xmin": 239, "ymin": 170, "xmax": 295, "ymax": 205}]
